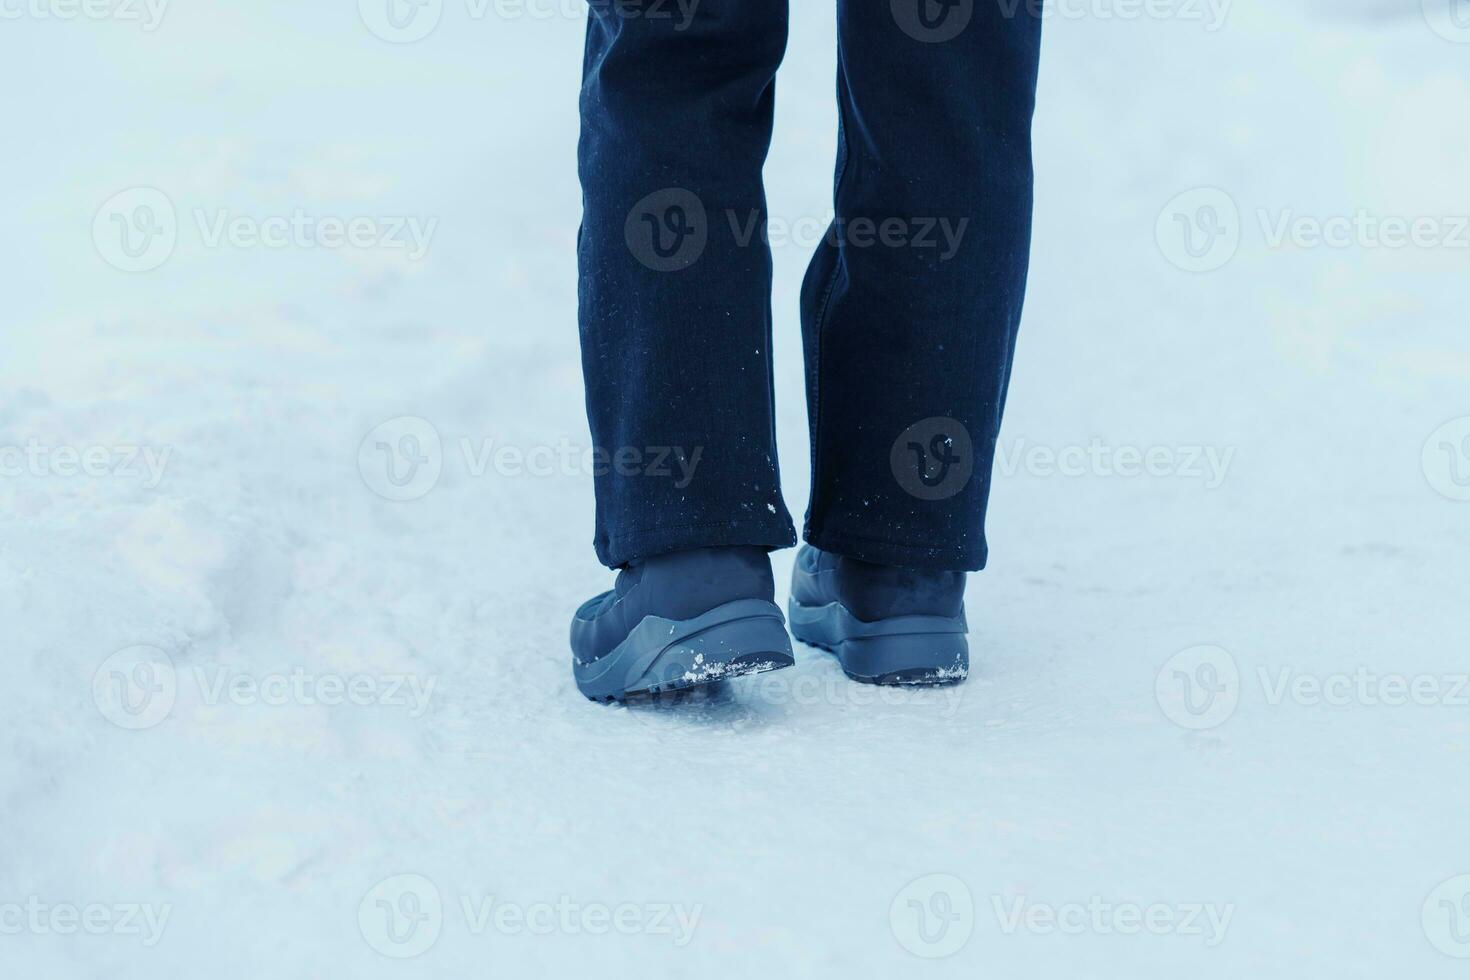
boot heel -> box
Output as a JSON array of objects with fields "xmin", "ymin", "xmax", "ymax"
[
  {"xmin": 575, "ymin": 599, "xmax": 794, "ymax": 701},
  {"xmin": 835, "ymin": 631, "xmax": 969, "ymax": 686}
]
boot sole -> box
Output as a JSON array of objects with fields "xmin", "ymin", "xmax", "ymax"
[
  {"xmin": 574, "ymin": 598, "xmax": 795, "ymax": 702},
  {"xmin": 787, "ymin": 598, "xmax": 968, "ymax": 686}
]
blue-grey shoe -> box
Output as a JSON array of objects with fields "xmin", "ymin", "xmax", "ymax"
[
  {"xmin": 788, "ymin": 545, "xmax": 969, "ymax": 685},
  {"xmin": 571, "ymin": 546, "xmax": 795, "ymax": 702}
]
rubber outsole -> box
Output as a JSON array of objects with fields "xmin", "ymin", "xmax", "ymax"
[
  {"xmin": 574, "ymin": 598, "xmax": 795, "ymax": 702},
  {"xmin": 787, "ymin": 598, "xmax": 968, "ymax": 686}
]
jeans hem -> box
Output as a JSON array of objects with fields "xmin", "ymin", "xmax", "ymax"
[
  {"xmin": 598, "ymin": 516, "xmax": 798, "ymax": 569},
  {"xmin": 804, "ymin": 527, "xmax": 988, "ymax": 573}
]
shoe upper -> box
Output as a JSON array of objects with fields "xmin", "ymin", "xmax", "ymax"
[
  {"xmin": 571, "ymin": 546, "xmax": 775, "ymax": 665},
  {"xmin": 790, "ymin": 545, "xmax": 966, "ymax": 622}
]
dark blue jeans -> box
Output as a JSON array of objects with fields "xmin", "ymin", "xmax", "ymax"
[{"xmin": 578, "ymin": 0, "xmax": 1043, "ymax": 570}]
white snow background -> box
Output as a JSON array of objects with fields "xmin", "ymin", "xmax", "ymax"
[{"xmin": 3, "ymin": 0, "xmax": 1469, "ymax": 976}]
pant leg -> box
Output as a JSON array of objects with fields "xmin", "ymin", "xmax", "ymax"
[
  {"xmin": 799, "ymin": 0, "xmax": 1043, "ymax": 571},
  {"xmin": 578, "ymin": 0, "xmax": 796, "ymax": 568}
]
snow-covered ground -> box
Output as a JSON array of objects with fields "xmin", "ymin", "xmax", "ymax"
[{"xmin": 3, "ymin": 1, "xmax": 1469, "ymax": 976}]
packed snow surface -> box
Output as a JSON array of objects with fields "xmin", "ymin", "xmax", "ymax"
[{"xmin": 3, "ymin": 1, "xmax": 1469, "ymax": 977}]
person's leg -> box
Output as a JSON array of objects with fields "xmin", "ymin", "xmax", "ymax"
[
  {"xmin": 578, "ymin": 0, "xmax": 796, "ymax": 569},
  {"xmin": 571, "ymin": 2, "xmax": 799, "ymax": 701},
  {"xmin": 800, "ymin": 0, "xmax": 1044, "ymax": 571}
]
